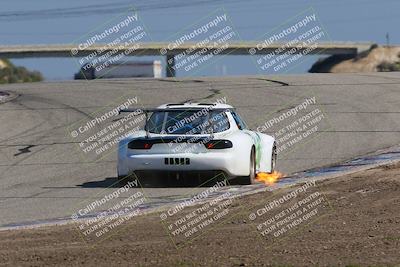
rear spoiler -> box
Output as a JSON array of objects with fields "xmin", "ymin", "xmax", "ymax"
[
  {"xmin": 119, "ymin": 108, "xmax": 156, "ymax": 114},
  {"xmin": 118, "ymin": 107, "xmax": 234, "ymax": 114}
]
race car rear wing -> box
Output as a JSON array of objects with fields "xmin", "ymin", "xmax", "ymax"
[{"xmin": 118, "ymin": 107, "xmax": 234, "ymax": 113}]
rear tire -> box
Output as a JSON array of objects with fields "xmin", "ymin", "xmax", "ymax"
[
  {"xmin": 236, "ymin": 147, "xmax": 256, "ymax": 185},
  {"xmin": 269, "ymin": 144, "xmax": 277, "ymax": 174},
  {"xmin": 117, "ymin": 174, "xmax": 127, "ymax": 186},
  {"xmin": 117, "ymin": 172, "xmax": 137, "ymax": 186}
]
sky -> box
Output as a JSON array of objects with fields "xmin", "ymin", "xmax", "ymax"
[{"xmin": 1, "ymin": 0, "xmax": 399, "ymax": 80}]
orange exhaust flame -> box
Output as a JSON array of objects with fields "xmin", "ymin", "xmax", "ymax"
[{"xmin": 256, "ymin": 171, "xmax": 284, "ymax": 185}]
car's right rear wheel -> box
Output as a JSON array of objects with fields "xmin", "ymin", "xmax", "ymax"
[
  {"xmin": 236, "ymin": 147, "xmax": 256, "ymax": 185},
  {"xmin": 270, "ymin": 144, "xmax": 277, "ymax": 174}
]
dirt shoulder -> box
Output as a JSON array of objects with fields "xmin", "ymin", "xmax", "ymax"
[{"xmin": 1, "ymin": 163, "xmax": 400, "ymax": 267}]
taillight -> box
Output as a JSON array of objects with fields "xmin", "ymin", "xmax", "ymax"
[
  {"xmin": 128, "ymin": 140, "xmax": 153, "ymax": 149},
  {"xmin": 204, "ymin": 140, "xmax": 233, "ymax": 149}
]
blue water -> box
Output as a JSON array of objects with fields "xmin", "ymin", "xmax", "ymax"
[{"xmin": 1, "ymin": 0, "xmax": 399, "ymax": 80}]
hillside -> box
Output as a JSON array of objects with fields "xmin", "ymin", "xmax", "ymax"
[
  {"xmin": 0, "ymin": 59, "xmax": 43, "ymax": 84},
  {"xmin": 310, "ymin": 45, "xmax": 400, "ymax": 73}
]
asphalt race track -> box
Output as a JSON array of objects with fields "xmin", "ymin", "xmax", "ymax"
[{"xmin": 1, "ymin": 72, "xmax": 400, "ymax": 226}]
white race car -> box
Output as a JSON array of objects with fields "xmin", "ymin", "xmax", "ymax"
[{"xmin": 117, "ymin": 102, "xmax": 276, "ymax": 184}]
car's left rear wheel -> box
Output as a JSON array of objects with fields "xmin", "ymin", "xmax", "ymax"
[
  {"xmin": 117, "ymin": 174, "xmax": 126, "ymax": 186},
  {"xmin": 117, "ymin": 172, "xmax": 135, "ymax": 186}
]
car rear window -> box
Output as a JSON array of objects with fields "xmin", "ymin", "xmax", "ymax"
[{"xmin": 147, "ymin": 110, "xmax": 230, "ymax": 134}]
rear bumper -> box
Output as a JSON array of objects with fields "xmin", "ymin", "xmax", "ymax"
[
  {"xmin": 118, "ymin": 152, "xmax": 248, "ymax": 177},
  {"xmin": 134, "ymin": 170, "xmax": 227, "ymax": 181}
]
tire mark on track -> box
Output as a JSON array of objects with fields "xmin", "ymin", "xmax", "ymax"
[
  {"xmin": 14, "ymin": 145, "xmax": 35, "ymax": 157},
  {"xmin": 0, "ymin": 94, "xmax": 95, "ymax": 144},
  {"xmin": 0, "ymin": 94, "xmax": 97, "ymax": 180},
  {"xmin": 179, "ymin": 88, "xmax": 222, "ymax": 104},
  {"xmin": 252, "ymin": 77, "xmax": 289, "ymax": 86}
]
